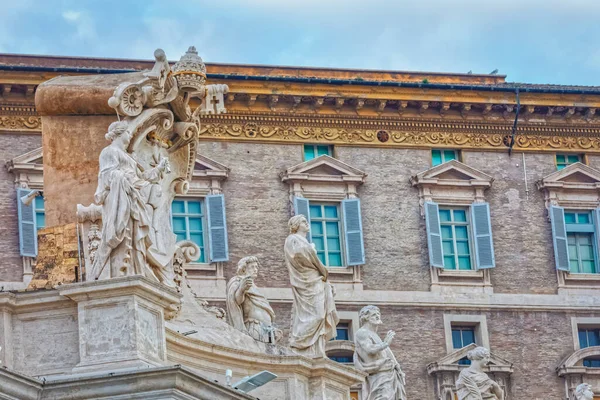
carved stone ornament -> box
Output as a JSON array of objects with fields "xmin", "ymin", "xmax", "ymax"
[
  {"xmin": 354, "ymin": 305, "xmax": 407, "ymax": 400},
  {"xmin": 410, "ymin": 159, "xmax": 494, "ymax": 217},
  {"xmin": 81, "ymin": 47, "xmax": 228, "ymax": 289},
  {"xmin": 226, "ymin": 256, "xmax": 282, "ymax": 343},
  {"xmin": 427, "ymin": 343, "xmax": 512, "ymax": 400}
]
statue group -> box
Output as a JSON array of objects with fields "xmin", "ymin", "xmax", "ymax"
[{"xmin": 87, "ymin": 48, "xmax": 595, "ymax": 399}]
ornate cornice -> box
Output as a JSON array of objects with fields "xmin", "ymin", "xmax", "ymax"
[
  {"xmin": 0, "ymin": 115, "xmax": 42, "ymax": 132},
  {"xmin": 199, "ymin": 112, "xmax": 600, "ymax": 153}
]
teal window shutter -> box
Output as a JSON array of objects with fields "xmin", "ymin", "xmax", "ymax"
[
  {"xmin": 471, "ymin": 203, "xmax": 495, "ymax": 269},
  {"xmin": 342, "ymin": 198, "xmax": 365, "ymax": 266},
  {"xmin": 424, "ymin": 201, "xmax": 444, "ymax": 268},
  {"xmin": 17, "ymin": 188, "xmax": 38, "ymax": 257},
  {"xmin": 206, "ymin": 194, "xmax": 229, "ymax": 262},
  {"xmin": 550, "ymin": 205, "xmax": 570, "ymax": 271},
  {"xmin": 593, "ymin": 208, "xmax": 600, "ymax": 273},
  {"xmin": 293, "ymin": 196, "xmax": 312, "ymax": 242}
]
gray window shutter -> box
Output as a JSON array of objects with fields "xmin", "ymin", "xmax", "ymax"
[
  {"xmin": 424, "ymin": 201, "xmax": 444, "ymax": 268},
  {"xmin": 293, "ymin": 196, "xmax": 311, "ymax": 242},
  {"xmin": 342, "ymin": 198, "xmax": 365, "ymax": 266},
  {"xmin": 206, "ymin": 194, "xmax": 229, "ymax": 262},
  {"xmin": 471, "ymin": 203, "xmax": 496, "ymax": 269},
  {"xmin": 17, "ymin": 188, "xmax": 38, "ymax": 257},
  {"xmin": 550, "ymin": 205, "xmax": 570, "ymax": 271}
]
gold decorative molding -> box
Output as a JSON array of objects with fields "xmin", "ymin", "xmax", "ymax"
[
  {"xmin": 0, "ymin": 115, "xmax": 42, "ymax": 132},
  {"xmin": 199, "ymin": 113, "xmax": 600, "ymax": 152}
]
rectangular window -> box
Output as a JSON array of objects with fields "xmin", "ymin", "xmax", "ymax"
[
  {"xmin": 432, "ymin": 149, "xmax": 458, "ymax": 166},
  {"xmin": 565, "ymin": 211, "xmax": 597, "ymax": 274},
  {"xmin": 171, "ymin": 199, "xmax": 206, "ymax": 263},
  {"xmin": 309, "ymin": 203, "xmax": 343, "ymax": 267},
  {"xmin": 304, "ymin": 144, "xmax": 333, "ymax": 161},
  {"xmin": 556, "ymin": 154, "xmax": 582, "ymax": 170},
  {"xmin": 336, "ymin": 322, "xmax": 350, "ymax": 341},
  {"xmin": 579, "ymin": 328, "xmax": 600, "ymax": 348},
  {"xmin": 452, "ymin": 326, "xmax": 476, "ymax": 365},
  {"xmin": 439, "ymin": 208, "xmax": 472, "ymax": 270},
  {"xmin": 34, "ymin": 195, "xmax": 45, "ymax": 231}
]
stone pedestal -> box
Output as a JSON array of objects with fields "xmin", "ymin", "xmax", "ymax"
[{"xmin": 59, "ymin": 275, "xmax": 181, "ymax": 373}]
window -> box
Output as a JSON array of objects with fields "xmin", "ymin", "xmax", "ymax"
[
  {"xmin": 578, "ymin": 327, "xmax": 600, "ymax": 367},
  {"xmin": 171, "ymin": 199, "xmax": 206, "ymax": 263},
  {"xmin": 335, "ymin": 322, "xmax": 350, "ymax": 341},
  {"xmin": 556, "ymin": 154, "xmax": 582, "ymax": 170},
  {"xmin": 439, "ymin": 208, "xmax": 473, "ymax": 270},
  {"xmin": 304, "ymin": 144, "xmax": 333, "ymax": 161},
  {"xmin": 34, "ymin": 195, "xmax": 45, "ymax": 231},
  {"xmin": 432, "ymin": 149, "xmax": 458, "ymax": 166},
  {"xmin": 309, "ymin": 203, "xmax": 343, "ymax": 267},
  {"xmin": 565, "ymin": 211, "xmax": 597, "ymax": 274},
  {"xmin": 452, "ymin": 326, "xmax": 476, "ymax": 365}
]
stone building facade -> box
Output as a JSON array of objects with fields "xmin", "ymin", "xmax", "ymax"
[{"xmin": 2, "ymin": 52, "xmax": 600, "ymax": 399}]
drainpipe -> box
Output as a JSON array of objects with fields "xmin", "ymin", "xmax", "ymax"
[{"xmin": 508, "ymin": 88, "xmax": 520, "ymax": 156}]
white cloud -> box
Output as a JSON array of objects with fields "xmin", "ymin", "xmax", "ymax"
[{"xmin": 62, "ymin": 10, "xmax": 81, "ymax": 22}]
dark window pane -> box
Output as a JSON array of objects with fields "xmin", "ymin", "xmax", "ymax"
[
  {"xmin": 462, "ymin": 329, "xmax": 476, "ymax": 345},
  {"xmin": 452, "ymin": 329, "xmax": 463, "ymax": 348}
]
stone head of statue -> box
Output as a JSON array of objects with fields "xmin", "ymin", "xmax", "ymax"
[
  {"xmin": 236, "ymin": 256, "xmax": 259, "ymax": 279},
  {"xmin": 105, "ymin": 121, "xmax": 132, "ymax": 145},
  {"xmin": 575, "ymin": 383, "xmax": 594, "ymax": 400},
  {"xmin": 466, "ymin": 346, "xmax": 491, "ymax": 368},
  {"xmin": 288, "ymin": 215, "xmax": 309, "ymax": 235},
  {"xmin": 359, "ymin": 305, "xmax": 382, "ymax": 327}
]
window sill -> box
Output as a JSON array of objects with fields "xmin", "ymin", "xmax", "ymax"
[
  {"xmin": 431, "ymin": 267, "xmax": 493, "ymax": 293},
  {"xmin": 558, "ymin": 270, "xmax": 600, "ymax": 291},
  {"xmin": 327, "ymin": 266, "xmax": 354, "ymax": 275},
  {"xmin": 185, "ymin": 262, "xmax": 216, "ymax": 271}
]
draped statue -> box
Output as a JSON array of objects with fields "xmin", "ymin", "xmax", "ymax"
[
  {"xmin": 354, "ymin": 305, "xmax": 407, "ymax": 400},
  {"xmin": 284, "ymin": 215, "xmax": 338, "ymax": 358},
  {"xmin": 573, "ymin": 383, "xmax": 594, "ymax": 400},
  {"xmin": 226, "ymin": 256, "xmax": 281, "ymax": 343},
  {"xmin": 90, "ymin": 120, "xmax": 174, "ymax": 286},
  {"xmin": 456, "ymin": 347, "xmax": 504, "ymax": 400}
]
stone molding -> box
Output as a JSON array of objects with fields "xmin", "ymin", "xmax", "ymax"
[
  {"xmin": 0, "ymin": 365, "xmax": 257, "ymax": 400},
  {"xmin": 536, "ymin": 162, "xmax": 600, "ymax": 210},
  {"xmin": 199, "ymin": 113, "xmax": 600, "ymax": 152},
  {"xmin": 557, "ymin": 346, "xmax": 600, "ymax": 399},
  {"xmin": 195, "ymin": 285, "xmax": 600, "ymax": 312},
  {"xmin": 443, "ymin": 314, "xmax": 490, "ymax": 353}
]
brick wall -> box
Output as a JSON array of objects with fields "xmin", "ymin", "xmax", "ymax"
[{"xmin": 0, "ymin": 133, "xmax": 42, "ymax": 282}]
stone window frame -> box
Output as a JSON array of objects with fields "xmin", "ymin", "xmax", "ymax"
[
  {"xmin": 281, "ymin": 154, "xmax": 367, "ymax": 282},
  {"xmin": 571, "ymin": 317, "xmax": 600, "ymax": 351},
  {"xmin": 536, "ymin": 162, "xmax": 600, "ymax": 290},
  {"xmin": 443, "ymin": 314, "xmax": 490, "ymax": 354},
  {"xmin": 5, "ymin": 147, "xmax": 44, "ymax": 288},
  {"xmin": 410, "ymin": 159, "xmax": 495, "ymax": 291},
  {"xmin": 173, "ymin": 154, "xmax": 229, "ymax": 280},
  {"xmin": 326, "ymin": 310, "xmax": 359, "ymax": 364}
]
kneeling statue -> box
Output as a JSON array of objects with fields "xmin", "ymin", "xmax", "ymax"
[
  {"xmin": 226, "ymin": 256, "xmax": 281, "ymax": 343},
  {"xmin": 456, "ymin": 347, "xmax": 504, "ymax": 400}
]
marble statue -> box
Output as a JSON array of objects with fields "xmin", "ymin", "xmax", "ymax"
[
  {"xmin": 354, "ymin": 305, "xmax": 406, "ymax": 400},
  {"xmin": 226, "ymin": 256, "xmax": 281, "ymax": 343},
  {"xmin": 574, "ymin": 383, "xmax": 594, "ymax": 400},
  {"xmin": 284, "ymin": 215, "xmax": 339, "ymax": 358},
  {"xmin": 456, "ymin": 347, "xmax": 504, "ymax": 400},
  {"xmin": 90, "ymin": 120, "xmax": 174, "ymax": 286}
]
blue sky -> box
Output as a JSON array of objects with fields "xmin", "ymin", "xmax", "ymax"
[{"xmin": 1, "ymin": 0, "xmax": 599, "ymax": 86}]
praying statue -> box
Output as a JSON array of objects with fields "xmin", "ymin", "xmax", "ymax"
[
  {"xmin": 455, "ymin": 347, "xmax": 504, "ymax": 400},
  {"xmin": 91, "ymin": 120, "xmax": 174, "ymax": 286},
  {"xmin": 284, "ymin": 215, "xmax": 338, "ymax": 358},
  {"xmin": 354, "ymin": 305, "xmax": 407, "ymax": 400},
  {"xmin": 573, "ymin": 383, "xmax": 594, "ymax": 400},
  {"xmin": 226, "ymin": 256, "xmax": 281, "ymax": 343}
]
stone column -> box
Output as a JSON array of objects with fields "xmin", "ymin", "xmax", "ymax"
[{"xmin": 59, "ymin": 275, "xmax": 181, "ymax": 373}]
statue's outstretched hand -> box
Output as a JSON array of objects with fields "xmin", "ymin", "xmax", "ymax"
[{"xmin": 384, "ymin": 330, "xmax": 396, "ymax": 345}]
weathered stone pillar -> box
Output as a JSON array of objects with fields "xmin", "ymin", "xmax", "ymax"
[{"xmin": 59, "ymin": 275, "xmax": 181, "ymax": 373}]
